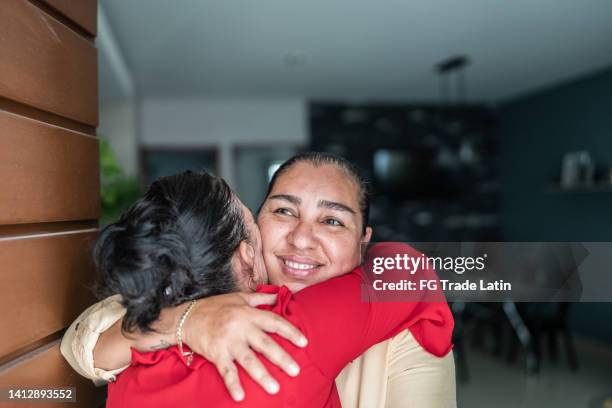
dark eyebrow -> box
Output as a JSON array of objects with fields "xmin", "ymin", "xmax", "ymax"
[
  {"xmin": 268, "ymin": 195, "xmax": 356, "ymax": 214},
  {"xmin": 267, "ymin": 194, "xmax": 301, "ymax": 205},
  {"xmin": 318, "ymin": 200, "xmax": 356, "ymax": 214}
]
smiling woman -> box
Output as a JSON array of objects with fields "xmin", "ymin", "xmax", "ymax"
[{"xmin": 258, "ymin": 156, "xmax": 372, "ymax": 292}]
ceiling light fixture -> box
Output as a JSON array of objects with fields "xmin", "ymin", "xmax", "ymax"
[{"xmin": 435, "ymin": 55, "xmax": 470, "ymax": 103}]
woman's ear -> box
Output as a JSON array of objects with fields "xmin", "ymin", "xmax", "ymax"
[
  {"xmin": 360, "ymin": 226, "xmax": 373, "ymax": 261},
  {"xmin": 238, "ymin": 240, "xmax": 255, "ymax": 269},
  {"xmin": 231, "ymin": 240, "xmax": 257, "ymax": 291},
  {"xmin": 363, "ymin": 226, "xmax": 373, "ymax": 245}
]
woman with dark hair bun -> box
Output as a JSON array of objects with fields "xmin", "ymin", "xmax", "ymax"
[{"xmin": 96, "ymin": 169, "xmax": 453, "ymax": 408}]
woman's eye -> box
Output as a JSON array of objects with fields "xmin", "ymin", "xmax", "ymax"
[
  {"xmin": 323, "ymin": 218, "xmax": 344, "ymax": 227},
  {"xmin": 273, "ymin": 208, "xmax": 293, "ymax": 216}
]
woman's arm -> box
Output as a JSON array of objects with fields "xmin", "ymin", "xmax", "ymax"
[
  {"xmin": 60, "ymin": 295, "xmax": 128, "ymax": 384},
  {"xmin": 60, "ymin": 295, "xmax": 178, "ymax": 382},
  {"xmin": 93, "ymin": 306, "xmax": 180, "ymax": 371},
  {"xmin": 385, "ymin": 330, "xmax": 457, "ymax": 408},
  {"xmin": 61, "ymin": 292, "xmax": 307, "ymax": 400}
]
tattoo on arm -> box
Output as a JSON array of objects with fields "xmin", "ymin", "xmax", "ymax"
[{"xmin": 149, "ymin": 339, "xmax": 171, "ymax": 351}]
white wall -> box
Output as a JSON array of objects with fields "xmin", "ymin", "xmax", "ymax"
[
  {"xmin": 235, "ymin": 145, "xmax": 300, "ymax": 211},
  {"xmin": 140, "ymin": 97, "xmax": 307, "ymax": 185},
  {"xmin": 99, "ymin": 100, "xmax": 139, "ymax": 177},
  {"xmin": 98, "ymin": 3, "xmax": 139, "ymax": 177}
]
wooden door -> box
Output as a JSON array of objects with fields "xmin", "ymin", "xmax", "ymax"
[{"xmin": 0, "ymin": 0, "xmax": 104, "ymax": 406}]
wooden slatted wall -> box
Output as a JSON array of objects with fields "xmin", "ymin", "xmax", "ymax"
[{"xmin": 0, "ymin": 0, "xmax": 104, "ymax": 406}]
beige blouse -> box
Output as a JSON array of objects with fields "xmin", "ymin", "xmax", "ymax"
[{"xmin": 61, "ymin": 296, "xmax": 456, "ymax": 408}]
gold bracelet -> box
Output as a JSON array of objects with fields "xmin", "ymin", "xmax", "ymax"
[{"xmin": 176, "ymin": 299, "xmax": 197, "ymax": 366}]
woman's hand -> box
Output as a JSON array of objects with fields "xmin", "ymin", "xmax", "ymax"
[{"xmin": 182, "ymin": 292, "xmax": 308, "ymax": 402}]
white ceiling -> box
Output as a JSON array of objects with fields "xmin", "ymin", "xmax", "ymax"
[{"xmin": 99, "ymin": 0, "xmax": 612, "ymax": 103}]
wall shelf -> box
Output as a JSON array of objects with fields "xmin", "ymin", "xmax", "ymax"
[{"xmin": 548, "ymin": 183, "xmax": 612, "ymax": 193}]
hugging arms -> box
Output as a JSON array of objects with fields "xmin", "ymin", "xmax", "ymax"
[{"xmin": 61, "ymin": 152, "xmax": 457, "ymax": 407}]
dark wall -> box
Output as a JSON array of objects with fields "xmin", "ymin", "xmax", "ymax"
[
  {"xmin": 498, "ymin": 66, "xmax": 612, "ymax": 343},
  {"xmin": 499, "ymin": 67, "xmax": 612, "ymax": 241}
]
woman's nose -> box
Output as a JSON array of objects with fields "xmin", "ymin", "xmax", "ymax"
[{"xmin": 287, "ymin": 221, "xmax": 317, "ymax": 250}]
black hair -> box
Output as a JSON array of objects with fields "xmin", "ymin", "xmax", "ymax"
[
  {"xmin": 262, "ymin": 152, "xmax": 370, "ymax": 234},
  {"xmin": 93, "ymin": 171, "xmax": 248, "ymax": 333}
]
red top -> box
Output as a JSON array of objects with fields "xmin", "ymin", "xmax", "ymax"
[{"xmin": 107, "ymin": 243, "xmax": 454, "ymax": 408}]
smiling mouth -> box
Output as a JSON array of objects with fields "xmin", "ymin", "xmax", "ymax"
[{"xmin": 279, "ymin": 257, "xmax": 323, "ymax": 278}]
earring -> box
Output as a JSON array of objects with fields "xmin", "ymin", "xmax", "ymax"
[{"xmin": 247, "ymin": 273, "xmax": 258, "ymax": 291}]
